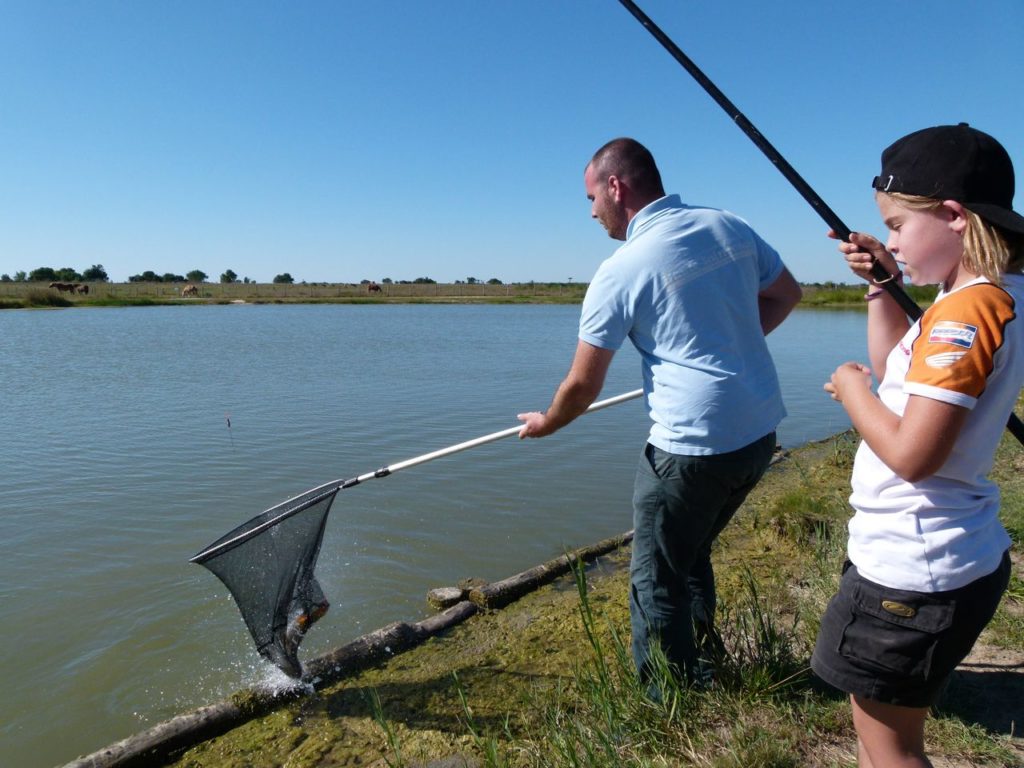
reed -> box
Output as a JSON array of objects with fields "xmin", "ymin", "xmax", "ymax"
[{"xmin": 23, "ymin": 288, "xmax": 72, "ymax": 307}]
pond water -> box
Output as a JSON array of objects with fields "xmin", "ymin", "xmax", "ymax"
[{"xmin": 0, "ymin": 303, "xmax": 865, "ymax": 767}]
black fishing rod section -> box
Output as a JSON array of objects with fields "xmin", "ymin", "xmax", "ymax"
[
  {"xmin": 615, "ymin": 0, "xmax": 913, "ymax": 311},
  {"xmin": 615, "ymin": 0, "xmax": 1024, "ymax": 447}
]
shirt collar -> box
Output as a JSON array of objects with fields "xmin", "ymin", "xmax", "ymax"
[{"xmin": 625, "ymin": 194, "xmax": 681, "ymax": 240}]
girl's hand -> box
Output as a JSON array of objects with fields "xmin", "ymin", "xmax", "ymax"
[
  {"xmin": 824, "ymin": 362, "xmax": 872, "ymax": 402},
  {"xmin": 826, "ymin": 230, "xmax": 900, "ymax": 284}
]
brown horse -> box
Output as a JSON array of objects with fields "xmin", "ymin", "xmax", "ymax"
[
  {"xmin": 74, "ymin": 283, "xmax": 89, "ymax": 294},
  {"xmin": 181, "ymin": 284, "xmax": 199, "ymax": 297},
  {"xmin": 48, "ymin": 282, "xmax": 76, "ymax": 293},
  {"xmin": 367, "ymin": 282, "xmax": 382, "ymax": 293}
]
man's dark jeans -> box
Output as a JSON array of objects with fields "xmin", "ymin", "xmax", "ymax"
[{"xmin": 629, "ymin": 432, "xmax": 776, "ymax": 686}]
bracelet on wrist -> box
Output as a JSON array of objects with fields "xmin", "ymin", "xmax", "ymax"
[
  {"xmin": 869, "ymin": 269, "xmax": 903, "ymax": 286},
  {"xmin": 864, "ymin": 290, "xmax": 886, "ymax": 301}
]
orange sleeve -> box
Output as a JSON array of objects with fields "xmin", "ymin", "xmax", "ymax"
[{"xmin": 907, "ymin": 284, "xmax": 1016, "ymax": 399}]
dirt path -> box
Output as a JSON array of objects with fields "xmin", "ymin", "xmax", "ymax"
[{"xmin": 934, "ymin": 624, "xmax": 1024, "ymax": 766}]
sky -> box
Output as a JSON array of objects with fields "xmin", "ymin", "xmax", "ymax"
[{"xmin": 2, "ymin": 1, "xmax": 1023, "ymax": 285}]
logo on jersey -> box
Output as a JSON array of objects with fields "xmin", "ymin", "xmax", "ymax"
[
  {"xmin": 929, "ymin": 321, "xmax": 977, "ymax": 349},
  {"xmin": 925, "ymin": 351, "xmax": 967, "ymax": 368}
]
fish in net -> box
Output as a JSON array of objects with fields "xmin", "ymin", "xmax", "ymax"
[{"xmin": 191, "ymin": 483, "xmax": 338, "ymax": 678}]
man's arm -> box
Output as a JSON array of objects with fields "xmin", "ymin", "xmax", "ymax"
[
  {"xmin": 518, "ymin": 341, "xmax": 616, "ymax": 438},
  {"xmin": 758, "ymin": 267, "xmax": 802, "ymax": 335}
]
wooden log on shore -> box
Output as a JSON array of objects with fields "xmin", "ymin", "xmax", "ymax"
[
  {"xmin": 304, "ymin": 600, "xmax": 478, "ymax": 685},
  {"xmin": 60, "ymin": 602, "xmax": 480, "ymax": 768},
  {"xmin": 62, "ymin": 702, "xmax": 251, "ymax": 768},
  {"xmin": 415, "ymin": 599, "xmax": 478, "ymax": 634},
  {"xmin": 469, "ymin": 530, "xmax": 633, "ymax": 609}
]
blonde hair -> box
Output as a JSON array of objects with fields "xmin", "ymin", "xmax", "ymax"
[{"xmin": 880, "ymin": 192, "xmax": 1024, "ymax": 283}]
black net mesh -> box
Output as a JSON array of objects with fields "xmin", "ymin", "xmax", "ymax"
[{"xmin": 191, "ymin": 484, "xmax": 338, "ymax": 677}]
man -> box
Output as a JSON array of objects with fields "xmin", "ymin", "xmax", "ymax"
[{"xmin": 518, "ymin": 138, "xmax": 801, "ymax": 689}]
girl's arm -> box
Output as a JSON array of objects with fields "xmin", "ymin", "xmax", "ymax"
[
  {"xmin": 832, "ymin": 231, "xmax": 909, "ymax": 380},
  {"xmin": 827, "ymin": 363, "xmax": 968, "ymax": 481}
]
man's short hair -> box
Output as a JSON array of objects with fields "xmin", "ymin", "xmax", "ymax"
[{"xmin": 589, "ymin": 138, "xmax": 665, "ymax": 199}]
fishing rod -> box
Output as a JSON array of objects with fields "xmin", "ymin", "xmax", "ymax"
[
  {"xmin": 617, "ymin": 1, "xmax": 910, "ymax": 310},
  {"xmin": 340, "ymin": 388, "xmax": 644, "ymax": 485},
  {"xmin": 615, "ymin": 0, "xmax": 1024, "ymax": 447}
]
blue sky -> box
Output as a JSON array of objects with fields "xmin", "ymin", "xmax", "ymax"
[{"xmin": 2, "ymin": 1, "xmax": 1022, "ymax": 285}]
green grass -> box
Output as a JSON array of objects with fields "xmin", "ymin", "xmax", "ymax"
[
  {"xmin": 800, "ymin": 283, "xmax": 939, "ymax": 307},
  {"xmin": 0, "ymin": 280, "xmax": 591, "ymax": 308},
  {"xmin": 367, "ymin": 560, "xmax": 849, "ymax": 768},
  {"xmin": 83, "ymin": 296, "xmax": 164, "ymax": 307},
  {"xmin": 22, "ymin": 288, "xmax": 72, "ymax": 307},
  {"xmin": 445, "ymin": 550, "xmax": 1016, "ymax": 767},
  {"xmin": 2, "ymin": 280, "xmax": 945, "ymax": 309},
  {"xmin": 437, "ymin": 429, "xmax": 1019, "ymax": 767}
]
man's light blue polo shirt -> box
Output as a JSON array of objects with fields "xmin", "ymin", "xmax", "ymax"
[{"xmin": 579, "ymin": 195, "xmax": 787, "ymax": 455}]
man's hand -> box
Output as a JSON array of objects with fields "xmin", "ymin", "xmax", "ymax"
[{"xmin": 518, "ymin": 411, "xmax": 554, "ymax": 438}]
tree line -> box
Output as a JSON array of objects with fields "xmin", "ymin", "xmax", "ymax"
[
  {"xmin": 2, "ymin": 265, "xmax": 110, "ymax": 283},
  {"xmin": 1, "ymin": 267, "xmax": 507, "ymax": 286},
  {"xmin": 1, "ymin": 265, "xmax": 259, "ymax": 284}
]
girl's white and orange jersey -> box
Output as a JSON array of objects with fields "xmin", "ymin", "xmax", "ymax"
[
  {"xmin": 848, "ymin": 273, "xmax": 1024, "ymax": 593},
  {"xmin": 904, "ymin": 277, "xmax": 1022, "ymax": 410}
]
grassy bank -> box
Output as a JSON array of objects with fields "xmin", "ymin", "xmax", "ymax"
[
  {"xmin": 0, "ymin": 281, "xmax": 589, "ymax": 308},
  {"xmin": 799, "ymin": 282, "xmax": 938, "ymax": 307},
  {"xmin": 156, "ymin": 416, "xmax": 1023, "ymax": 768},
  {"xmin": 1, "ymin": 280, "xmax": 938, "ymax": 309}
]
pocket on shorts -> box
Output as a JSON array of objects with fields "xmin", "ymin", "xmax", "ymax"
[{"xmin": 838, "ymin": 578, "xmax": 954, "ymax": 680}]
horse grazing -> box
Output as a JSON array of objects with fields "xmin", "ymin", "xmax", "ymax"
[
  {"xmin": 48, "ymin": 282, "xmax": 76, "ymax": 293},
  {"xmin": 367, "ymin": 282, "xmax": 383, "ymax": 293},
  {"xmin": 74, "ymin": 283, "xmax": 89, "ymax": 294},
  {"xmin": 181, "ymin": 284, "xmax": 199, "ymax": 297}
]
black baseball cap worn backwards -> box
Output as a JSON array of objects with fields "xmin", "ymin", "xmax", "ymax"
[{"xmin": 872, "ymin": 122, "xmax": 1024, "ymax": 235}]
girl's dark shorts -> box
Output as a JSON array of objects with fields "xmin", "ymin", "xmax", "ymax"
[{"xmin": 811, "ymin": 551, "xmax": 1010, "ymax": 707}]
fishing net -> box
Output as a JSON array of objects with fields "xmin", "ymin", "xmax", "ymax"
[
  {"xmin": 191, "ymin": 483, "xmax": 338, "ymax": 678},
  {"xmin": 189, "ymin": 391, "xmax": 642, "ymax": 679}
]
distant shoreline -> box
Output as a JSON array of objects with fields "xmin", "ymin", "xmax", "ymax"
[{"xmin": 0, "ymin": 281, "xmax": 937, "ymax": 310}]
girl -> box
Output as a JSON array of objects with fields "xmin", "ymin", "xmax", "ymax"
[{"xmin": 812, "ymin": 124, "xmax": 1024, "ymax": 767}]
